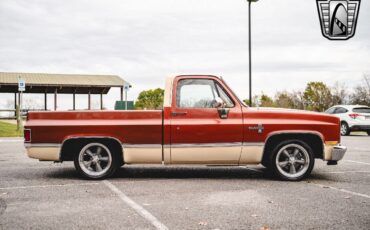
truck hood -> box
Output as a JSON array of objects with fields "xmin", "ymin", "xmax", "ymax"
[
  {"xmin": 245, "ymin": 107, "xmax": 339, "ymax": 124},
  {"xmin": 250, "ymin": 107, "xmax": 322, "ymax": 114}
]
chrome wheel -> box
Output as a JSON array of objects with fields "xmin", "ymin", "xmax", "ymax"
[
  {"xmin": 275, "ymin": 144, "xmax": 310, "ymax": 179},
  {"xmin": 341, "ymin": 123, "xmax": 348, "ymax": 136},
  {"xmin": 78, "ymin": 143, "xmax": 112, "ymax": 178}
]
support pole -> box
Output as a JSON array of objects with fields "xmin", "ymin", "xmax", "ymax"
[
  {"xmin": 248, "ymin": 0, "xmax": 252, "ymax": 107},
  {"xmin": 44, "ymin": 93, "xmax": 47, "ymax": 111},
  {"xmin": 18, "ymin": 92, "xmax": 20, "ymax": 106},
  {"xmin": 125, "ymin": 90, "xmax": 128, "ymax": 110},
  {"xmin": 88, "ymin": 91, "xmax": 91, "ymax": 110},
  {"xmin": 16, "ymin": 93, "xmax": 20, "ymax": 130},
  {"xmin": 14, "ymin": 93, "xmax": 17, "ymax": 117},
  {"xmin": 73, "ymin": 93, "xmax": 76, "ymax": 110},
  {"xmin": 20, "ymin": 91, "xmax": 23, "ymax": 128},
  {"xmin": 120, "ymin": 87, "xmax": 123, "ymax": 101},
  {"xmin": 100, "ymin": 94, "xmax": 103, "ymax": 110},
  {"xmin": 54, "ymin": 89, "xmax": 57, "ymax": 111}
]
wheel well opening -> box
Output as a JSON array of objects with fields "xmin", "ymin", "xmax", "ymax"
[
  {"xmin": 60, "ymin": 138, "xmax": 123, "ymax": 164},
  {"xmin": 262, "ymin": 133, "xmax": 324, "ymax": 165}
]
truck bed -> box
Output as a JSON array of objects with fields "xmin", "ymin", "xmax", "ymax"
[{"xmin": 26, "ymin": 110, "xmax": 163, "ymax": 144}]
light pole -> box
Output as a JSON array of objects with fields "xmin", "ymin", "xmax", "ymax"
[{"xmin": 247, "ymin": 0, "xmax": 258, "ymax": 107}]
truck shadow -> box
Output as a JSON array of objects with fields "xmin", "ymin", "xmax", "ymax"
[
  {"xmin": 111, "ymin": 166, "xmax": 267, "ymax": 180},
  {"xmin": 45, "ymin": 165, "xmax": 334, "ymax": 181},
  {"xmin": 46, "ymin": 166, "xmax": 268, "ymax": 180}
]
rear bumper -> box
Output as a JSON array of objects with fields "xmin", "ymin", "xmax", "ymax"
[
  {"xmin": 349, "ymin": 125, "xmax": 370, "ymax": 131},
  {"xmin": 324, "ymin": 145, "xmax": 347, "ymax": 161},
  {"xmin": 24, "ymin": 143, "xmax": 61, "ymax": 161}
]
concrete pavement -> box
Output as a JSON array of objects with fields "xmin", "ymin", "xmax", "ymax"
[{"xmin": 0, "ymin": 136, "xmax": 369, "ymax": 229}]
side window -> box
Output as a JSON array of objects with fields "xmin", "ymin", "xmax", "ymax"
[
  {"xmin": 325, "ymin": 107, "xmax": 336, "ymax": 114},
  {"xmin": 176, "ymin": 79, "xmax": 234, "ymax": 108},
  {"xmin": 334, "ymin": 107, "xmax": 348, "ymax": 114},
  {"xmin": 177, "ymin": 79, "xmax": 217, "ymax": 108}
]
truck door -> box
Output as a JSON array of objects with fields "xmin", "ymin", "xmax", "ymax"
[{"xmin": 170, "ymin": 77, "xmax": 243, "ymax": 164}]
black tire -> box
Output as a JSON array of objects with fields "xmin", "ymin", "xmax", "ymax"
[
  {"xmin": 269, "ymin": 140, "xmax": 315, "ymax": 181},
  {"xmin": 367, "ymin": 131, "xmax": 370, "ymax": 136},
  {"xmin": 74, "ymin": 142, "xmax": 120, "ymax": 179},
  {"xmin": 340, "ymin": 122, "xmax": 350, "ymax": 136}
]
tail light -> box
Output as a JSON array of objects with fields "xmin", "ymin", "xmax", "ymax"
[
  {"xmin": 24, "ymin": 129, "xmax": 31, "ymax": 143},
  {"xmin": 348, "ymin": 113, "xmax": 359, "ymax": 119}
]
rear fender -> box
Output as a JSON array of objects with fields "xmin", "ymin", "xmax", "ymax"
[{"xmin": 60, "ymin": 135, "xmax": 123, "ymax": 162}]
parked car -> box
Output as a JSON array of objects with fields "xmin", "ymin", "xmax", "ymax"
[
  {"xmin": 24, "ymin": 75, "xmax": 346, "ymax": 181},
  {"xmin": 325, "ymin": 105, "xmax": 370, "ymax": 136}
]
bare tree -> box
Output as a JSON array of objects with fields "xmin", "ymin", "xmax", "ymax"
[
  {"xmin": 22, "ymin": 98, "xmax": 43, "ymax": 110},
  {"xmin": 350, "ymin": 74, "xmax": 370, "ymax": 106},
  {"xmin": 331, "ymin": 81, "xmax": 349, "ymax": 105},
  {"xmin": 290, "ymin": 90, "xmax": 305, "ymax": 110},
  {"xmin": 363, "ymin": 74, "xmax": 370, "ymax": 91}
]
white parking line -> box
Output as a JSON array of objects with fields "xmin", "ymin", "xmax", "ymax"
[
  {"xmin": 0, "ymin": 139, "xmax": 23, "ymax": 143},
  {"xmin": 351, "ymin": 148, "xmax": 370, "ymax": 152},
  {"xmin": 0, "ymin": 182, "xmax": 99, "ymax": 190},
  {"xmin": 103, "ymin": 180, "xmax": 168, "ymax": 230},
  {"xmin": 311, "ymin": 182, "xmax": 370, "ymax": 199},
  {"xmin": 344, "ymin": 160, "xmax": 370, "ymax": 166}
]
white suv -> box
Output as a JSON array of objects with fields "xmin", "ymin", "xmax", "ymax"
[{"xmin": 325, "ymin": 105, "xmax": 370, "ymax": 136}]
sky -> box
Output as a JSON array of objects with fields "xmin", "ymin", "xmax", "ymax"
[{"xmin": 0, "ymin": 0, "xmax": 369, "ymax": 111}]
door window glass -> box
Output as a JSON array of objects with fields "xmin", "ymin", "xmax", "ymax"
[
  {"xmin": 334, "ymin": 107, "xmax": 348, "ymax": 114},
  {"xmin": 177, "ymin": 79, "xmax": 216, "ymax": 108},
  {"xmin": 325, "ymin": 107, "xmax": 336, "ymax": 114},
  {"xmin": 176, "ymin": 79, "xmax": 234, "ymax": 108}
]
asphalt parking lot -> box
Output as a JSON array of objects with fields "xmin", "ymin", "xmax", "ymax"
[{"xmin": 0, "ymin": 136, "xmax": 369, "ymax": 230}]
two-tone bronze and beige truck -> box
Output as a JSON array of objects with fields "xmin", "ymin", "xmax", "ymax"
[{"xmin": 24, "ymin": 75, "xmax": 347, "ymax": 180}]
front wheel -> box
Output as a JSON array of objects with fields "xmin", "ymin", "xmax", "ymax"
[
  {"xmin": 270, "ymin": 141, "xmax": 314, "ymax": 181},
  {"xmin": 74, "ymin": 142, "xmax": 119, "ymax": 179}
]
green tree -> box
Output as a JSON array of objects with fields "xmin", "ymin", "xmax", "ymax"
[
  {"xmin": 259, "ymin": 94, "xmax": 275, "ymax": 107},
  {"xmin": 275, "ymin": 91, "xmax": 294, "ymax": 109},
  {"xmin": 135, "ymin": 88, "xmax": 164, "ymax": 110},
  {"xmin": 303, "ymin": 82, "xmax": 332, "ymax": 112}
]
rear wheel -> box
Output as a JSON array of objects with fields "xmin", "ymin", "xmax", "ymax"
[
  {"xmin": 367, "ymin": 131, "xmax": 370, "ymax": 136},
  {"xmin": 74, "ymin": 142, "xmax": 119, "ymax": 179},
  {"xmin": 340, "ymin": 122, "xmax": 350, "ymax": 136},
  {"xmin": 269, "ymin": 140, "xmax": 314, "ymax": 181}
]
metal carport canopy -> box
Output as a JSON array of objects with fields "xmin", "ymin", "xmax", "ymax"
[{"xmin": 0, "ymin": 72, "xmax": 127, "ymax": 94}]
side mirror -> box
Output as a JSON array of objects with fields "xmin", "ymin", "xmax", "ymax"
[
  {"xmin": 218, "ymin": 108, "xmax": 230, "ymax": 119},
  {"xmin": 213, "ymin": 97, "xmax": 226, "ymax": 108}
]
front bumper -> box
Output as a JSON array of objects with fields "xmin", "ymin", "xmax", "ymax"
[
  {"xmin": 24, "ymin": 143, "xmax": 61, "ymax": 161},
  {"xmin": 324, "ymin": 144, "xmax": 347, "ymax": 161}
]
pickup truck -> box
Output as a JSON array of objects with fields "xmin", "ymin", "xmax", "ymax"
[{"xmin": 24, "ymin": 75, "xmax": 347, "ymax": 181}]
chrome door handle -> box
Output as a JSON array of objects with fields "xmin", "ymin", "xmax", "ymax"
[{"xmin": 171, "ymin": 112, "xmax": 187, "ymax": 116}]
